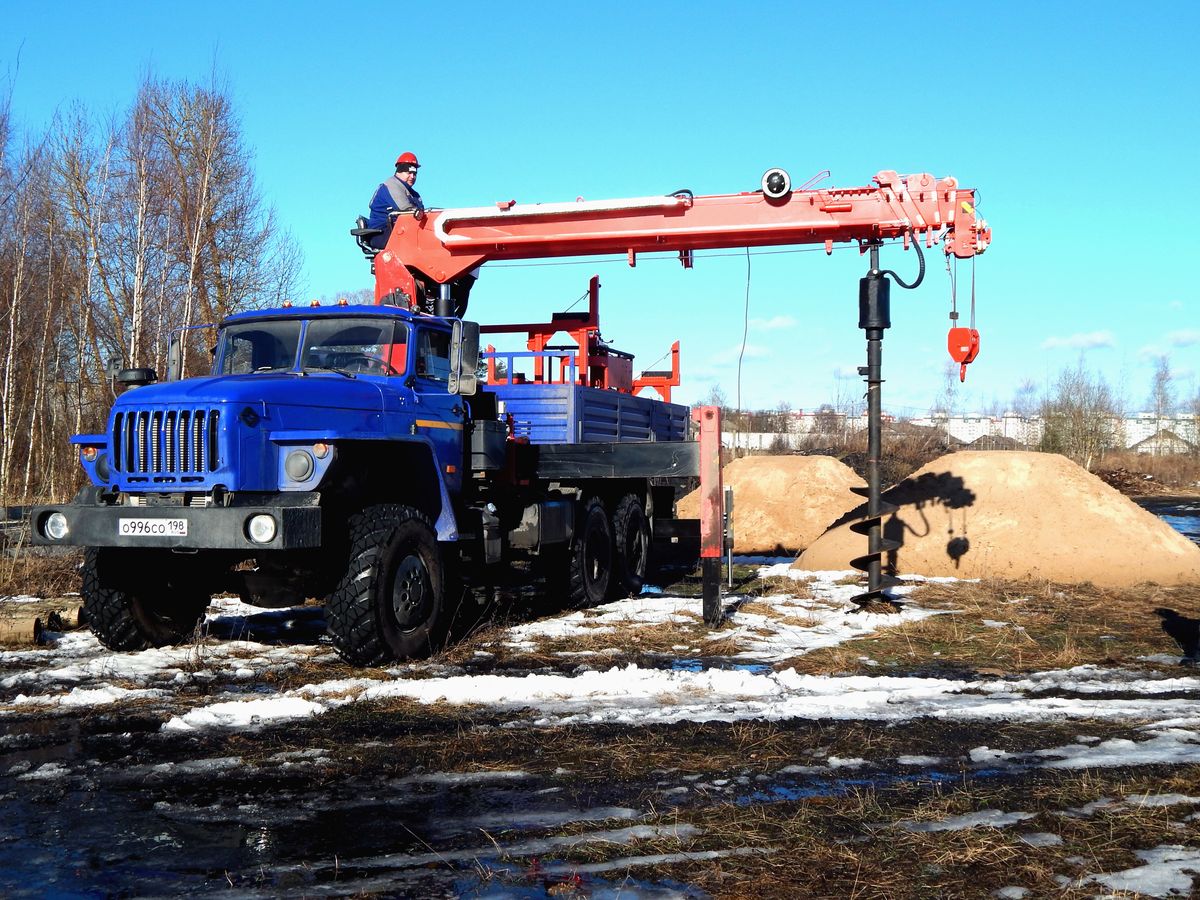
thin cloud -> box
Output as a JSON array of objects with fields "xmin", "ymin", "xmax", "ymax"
[
  {"xmin": 1039, "ymin": 331, "xmax": 1115, "ymax": 350},
  {"xmin": 749, "ymin": 315, "xmax": 797, "ymax": 330},
  {"xmin": 711, "ymin": 342, "xmax": 770, "ymax": 364},
  {"xmin": 1166, "ymin": 329, "xmax": 1200, "ymax": 347},
  {"xmin": 1138, "ymin": 345, "xmax": 1167, "ymax": 360}
]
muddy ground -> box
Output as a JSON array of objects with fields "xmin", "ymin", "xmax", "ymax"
[
  {"xmin": 0, "ymin": 500, "xmax": 1197, "ymax": 898},
  {"xmin": 2, "ymin": 558, "xmax": 1199, "ymax": 898}
]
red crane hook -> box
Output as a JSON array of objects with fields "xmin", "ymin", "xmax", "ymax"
[{"xmin": 947, "ymin": 327, "xmax": 980, "ymax": 382}]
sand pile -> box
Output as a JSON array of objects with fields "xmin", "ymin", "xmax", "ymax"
[
  {"xmin": 677, "ymin": 455, "xmax": 865, "ymax": 554},
  {"xmin": 796, "ymin": 451, "xmax": 1200, "ymax": 587}
]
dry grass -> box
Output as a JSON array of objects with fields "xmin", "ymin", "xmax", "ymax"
[
  {"xmin": 791, "ymin": 430, "xmax": 956, "ymax": 488},
  {"xmin": 1095, "ymin": 449, "xmax": 1200, "ymax": 492},
  {"xmin": 780, "ymin": 577, "xmax": 1200, "ymax": 676},
  {"xmin": 439, "ymin": 571, "xmax": 1199, "ymax": 678},
  {"xmin": 0, "ymin": 548, "xmax": 82, "ymax": 599},
  {"xmin": 661, "ymin": 766, "xmax": 1200, "ymax": 899}
]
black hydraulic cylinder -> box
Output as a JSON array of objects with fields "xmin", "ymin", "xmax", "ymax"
[
  {"xmin": 859, "ymin": 266, "xmax": 891, "ymax": 331},
  {"xmin": 436, "ymin": 283, "xmax": 454, "ymax": 318}
]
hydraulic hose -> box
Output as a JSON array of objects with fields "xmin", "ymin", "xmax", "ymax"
[{"xmin": 880, "ymin": 236, "xmax": 925, "ymax": 290}]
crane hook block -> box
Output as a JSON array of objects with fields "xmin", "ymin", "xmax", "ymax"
[{"xmin": 947, "ymin": 327, "xmax": 980, "ymax": 383}]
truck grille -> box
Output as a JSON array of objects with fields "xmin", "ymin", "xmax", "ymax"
[{"xmin": 112, "ymin": 408, "xmax": 221, "ymax": 480}]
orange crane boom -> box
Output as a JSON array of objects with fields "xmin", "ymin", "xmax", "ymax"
[{"xmin": 371, "ymin": 169, "xmax": 989, "ymax": 307}]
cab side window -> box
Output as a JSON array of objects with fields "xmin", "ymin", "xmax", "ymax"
[{"xmin": 415, "ymin": 330, "xmax": 451, "ymax": 384}]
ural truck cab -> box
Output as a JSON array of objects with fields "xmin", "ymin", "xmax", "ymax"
[{"xmin": 33, "ymin": 304, "xmax": 483, "ymax": 660}]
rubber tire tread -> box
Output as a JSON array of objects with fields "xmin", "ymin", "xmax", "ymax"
[
  {"xmin": 81, "ymin": 549, "xmax": 207, "ymax": 650},
  {"xmin": 81, "ymin": 548, "xmax": 152, "ymax": 652},
  {"xmin": 325, "ymin": 504, "xmax": 445, "ymax": 666},
  {"xmin": 610, "ymin": 493, "xmax": 650, "ymax": 599},
  {"xmin": 567, "ymin": 497, "xmax": 612, "ymax": 609}
]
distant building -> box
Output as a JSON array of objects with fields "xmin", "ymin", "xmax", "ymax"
[
  {"xmin": 1129, "ymin": 429, "xmax": 1196, "ymax": 456},
  {"xmin": 723, "ymin": 409, "xmax": 1199, "ymax": 455}
]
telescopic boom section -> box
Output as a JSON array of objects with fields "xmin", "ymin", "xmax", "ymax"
[{"xmin": 373, "ymin": 170, "xmax": 989, "ymax": 304}]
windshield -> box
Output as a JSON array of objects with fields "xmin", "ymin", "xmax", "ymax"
[
  {"xmin": 301, "ymin": 318, "xmax": 403, "ymax": 376},
  {"xmin": 216, "ymin": 320, "xmax": 302, "ymax": 374}
]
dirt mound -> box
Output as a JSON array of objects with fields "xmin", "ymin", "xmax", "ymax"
[
  {"xmin": 677, "ymin": 455, "xmax": 865, "ymax": 554},
  {"xmin": 795, "ymin": 451, "xmax": 1200, "ymax": 586}
]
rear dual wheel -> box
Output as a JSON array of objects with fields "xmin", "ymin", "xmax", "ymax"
[
  {"xmin": 610, "ymin": 494, "xmax": 650, "ymax": 599},
  {"xmin": 556, "ymin": 493, "xmax": 651, "ymax": 607},
  {"xmin": 565, "ymin": 497, "xmax": 613, "ymax": 608}
]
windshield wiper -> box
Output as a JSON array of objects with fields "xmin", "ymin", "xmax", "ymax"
[{"xmin": 301, "ymin": 365, "xmax": 357, "ymax": 379}]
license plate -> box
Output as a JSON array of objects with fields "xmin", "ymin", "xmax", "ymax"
[{"xmin": 118, "ymin": 517, "xmax": 188, "ymax": 537}]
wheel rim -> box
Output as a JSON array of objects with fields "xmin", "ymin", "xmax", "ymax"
[
  {"xmin": 625, "ymin": 514, "xmax": 647, "ymax": 575},
  {"xmin": 391, "ymin": 554, "xmax": 431, "ymax": 630},
  {"xmin": 584, "ymin": 519, "xmax": 609, "ymax": 591}
]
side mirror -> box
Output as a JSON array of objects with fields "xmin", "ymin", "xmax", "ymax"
[
  {"xmin": 448, "ymin": 319, "xmax": 479, "ymax": 396},
  {"xmin": 166, "ymin": 333, "xmax": 183, "ymax": 382}
]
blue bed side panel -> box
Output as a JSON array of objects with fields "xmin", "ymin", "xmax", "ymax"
[{"xmin": 490, "ymin": 384, "xmax": 688, "ymax": 444}]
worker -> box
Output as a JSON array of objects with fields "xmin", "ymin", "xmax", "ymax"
[
  {"xmin": 363, "ymin": 151, "xmax": 477, "ymax": 315},
  {"xmin": 365, "ymin": 151, "xmax": 424, "ymax": 250}
]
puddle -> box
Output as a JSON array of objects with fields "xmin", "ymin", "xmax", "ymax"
[
  {"xmin": 1137, "ymin": 496, "xmax": 1200, "ymax": 545},
  {"xmin": 1160, "ymin": 513, "xmax": 1200, "ymax": 544},
  {"xmin": 668, "ymin": 658, "xmax": 772, "ymax": 674},
  {"xmin": 0, "ymin": 743, "xmax": 693, "ymax": 897},
  {"xmin": 204, "ymin": 605, "xmax": 327, "ymax": 644},
  {"xmin": 453, "ymin": 867, "xmax": 708, "ymax": 898}
]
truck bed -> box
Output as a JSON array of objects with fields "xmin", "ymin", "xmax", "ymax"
[{"xmin": 488, "ymin": 383, "xmax": 689, "ymax": 444}]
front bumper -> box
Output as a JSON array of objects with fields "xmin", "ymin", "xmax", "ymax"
[{"xmin": 29, "ymin": 495, "xmax": 322, "ymax": 551}]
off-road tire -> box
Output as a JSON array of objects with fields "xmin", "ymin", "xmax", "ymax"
[
  {"xmin": 564, "ymin": 497, "xmax": 612, "ymax": 608},
  {"xmin": 610, "ymin": 494, "xmax": 650, "ymax": 598},
  {"xmin": 325, "ymin": 504, "xmax": 448, "ymax": 665},
  {"xmin": 82, "ymin": 548, "xmax": 209, "ymax": 650}
]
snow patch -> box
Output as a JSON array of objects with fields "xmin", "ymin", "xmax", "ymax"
[
  {"xmin": 897, "ymin": 809, "xmax": 1034, "ymax": 832},
  {"xmin": 1083, "ymin": 845, "xmax": 1200, "ymax": 897}
]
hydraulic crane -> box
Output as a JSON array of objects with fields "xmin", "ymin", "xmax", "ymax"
[{"xmin": 363, "ymin": 167, "xmax": 991, "ymax": 608}]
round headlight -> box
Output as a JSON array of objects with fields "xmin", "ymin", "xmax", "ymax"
[
  {"xmin": 44, "ymin": 512, "xmax": 70, "ymax": 541},
  {"xmin": 247, "ymin": 514, "xmax": 277, "ymax": 544},
  {"xmin": 95, "ymin": 453, "xmax": 110, "ymax": 482},
  {"xmin": 284, "ymin": 449, "xmax": 315, "ymax": 481}
]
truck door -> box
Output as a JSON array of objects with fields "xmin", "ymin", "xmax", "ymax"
[{"xmin": 412, "ymin": 327, "xmax": 464, "ymax": 496}]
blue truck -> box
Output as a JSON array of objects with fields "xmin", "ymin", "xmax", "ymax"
[{"xmin": 30, "ymin": 301, "xmax": 700, "ymax": 664}]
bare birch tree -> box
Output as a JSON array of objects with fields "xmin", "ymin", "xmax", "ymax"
[
  {"xmin": 1038, "ymin": 360, "xmax": 1120, "ymax": 470},
  {"xmin": 0, "ymin": 73, "xmax": 302, "ymax": 504}
]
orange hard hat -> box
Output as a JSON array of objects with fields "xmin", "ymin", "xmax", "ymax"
[{"xmin": 395, "ymin": 151, "xmax": 420, "ymax": 168}]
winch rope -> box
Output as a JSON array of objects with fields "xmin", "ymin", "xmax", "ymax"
[{"xmin": 736, "ymin": 247, "xmax": 751, "ymax": 435}]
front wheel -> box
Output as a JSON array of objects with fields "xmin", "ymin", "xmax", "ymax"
[
  {"xmin": 325, "ymin": 505, "xmax": 448, "ymax": 665},
  {"xmin": 82, "ymin": 548, "xmax": 210, "ymax": 650}
]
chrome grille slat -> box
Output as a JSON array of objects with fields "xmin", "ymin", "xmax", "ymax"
[{"xmin": 110, "ymin": 406, "xmax": 222, "ymax": 477}]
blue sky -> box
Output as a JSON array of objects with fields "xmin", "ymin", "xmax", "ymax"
[{"xmin": 4, "ymin": 1, "xmax": 1197, "ymax": 415}]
